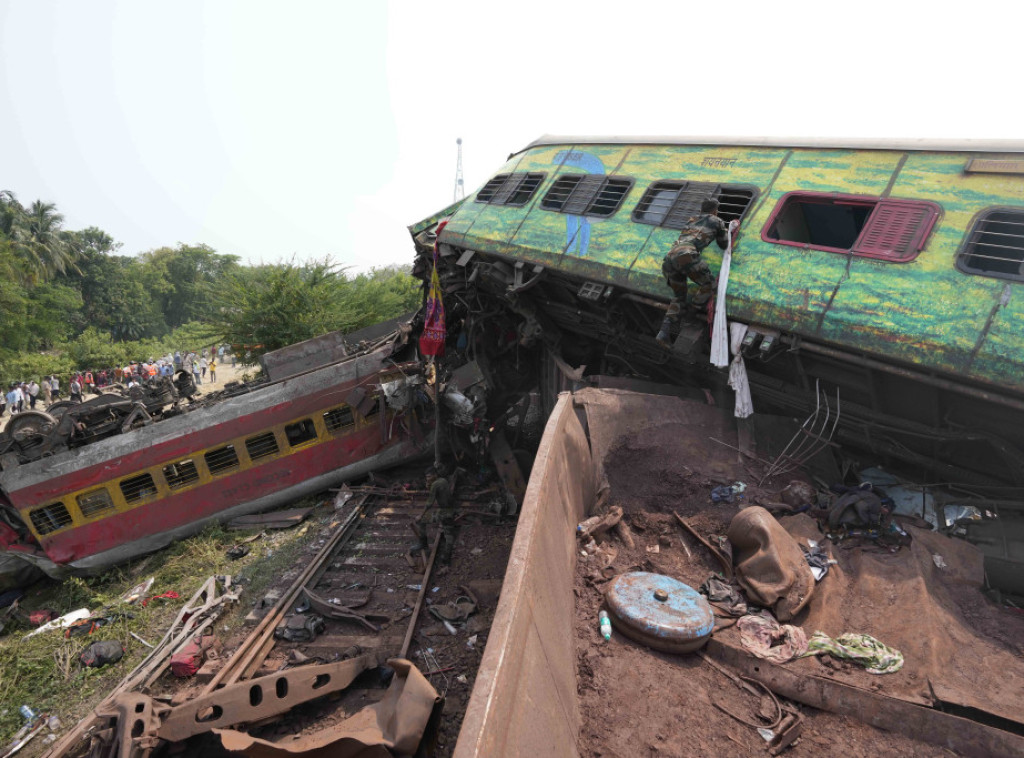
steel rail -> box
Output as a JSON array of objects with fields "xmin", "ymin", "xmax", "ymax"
[
  {"xmin": 400, "ymin": 532, "xmax": 442, "ymax": 660},
  {"xmin": 201, "ymin": 492, "xmax": 369, "ymax": 694}
]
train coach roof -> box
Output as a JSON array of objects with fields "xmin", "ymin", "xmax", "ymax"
[{"xmin": 521, "ymin": 135, "xmax": 1024, "ymax": 154}]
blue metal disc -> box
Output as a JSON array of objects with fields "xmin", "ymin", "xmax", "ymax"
[{"xmin": 605, "ymin": 572, "xmax": 714, "ymax": 654}]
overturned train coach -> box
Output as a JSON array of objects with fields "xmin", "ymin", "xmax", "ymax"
[
  {"xmin": 410, "ymin": 136, "xmax": 1024, "ymax": 593},
  {"xmin": 0, "ymin": 332, "xmax": 432, "ymax": 590}
]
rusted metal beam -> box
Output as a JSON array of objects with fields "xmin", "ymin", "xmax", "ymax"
[
  {"xmin": 400, "ymin": 532, "xmax": 442, "ymax": 660},
  {"xmin": 159, "ymin": 654, "xmax": 380, "ymax": 743},
  {"xmin": 705, "ymin": 639, "xmax": 1024, "ymax": 758}
]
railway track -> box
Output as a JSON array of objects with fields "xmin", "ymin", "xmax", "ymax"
[{"xmin": 205, "ymin": 486, "xmax": 443, "ymax": 693}]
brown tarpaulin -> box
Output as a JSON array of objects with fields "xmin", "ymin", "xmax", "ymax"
[{"xmin": 727, "ymin": 506, "xmax": 815, "ymax": 621}]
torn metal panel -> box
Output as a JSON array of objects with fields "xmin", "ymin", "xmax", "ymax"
[
  {"xmin": 160, "ymin": 654, "xmax": 383, "ymax": 741},
  {"xmin": 260, "ymin": 330, "xmax": 349, "ymax": 382},
  {"xmin": 209, "ymin": 659, "xmax": 439, "ymax": 758}
]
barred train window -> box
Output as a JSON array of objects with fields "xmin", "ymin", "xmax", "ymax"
[
  {"xmin": 633, "ymin": 182, "xmax": 757, "ymax": 228},
  {"xmin": 763, "ymin": 192, "xmax": 940, "ymax": 262},
  {"xmin": 164, "ymin": 459, "xmax": 200, "ymax": 490},
  {"xmin": 78, "ymin": 489, "xmax": 115, "ymax": 517},
  {"xmin": 956, "ymin": 208, "xmax": 1024, "ymax": 282},
  {"xmin": 31, "ymin": 502, "xmax": 72, "ymax": 535},
  {"xmin": 323, "ymin": 405, "xmax": 355, "ymax": 433},
  {"xmin": 205, "ymin": 445, "xmax": 240, "ymax": 475},
  {"xmin": 121, "ymin": 473, "xmax": 158, "ymax": 504},
  {"xmin": 474, "ymin": 172, "xmax": 546, "ymax": 206},
  {"xmin": 284, "ymin": 419, "xmax": 318, "ymax": 447},
  {"xmin": 541, "ymin": 175, "xmax": 633, "ymax": 218},
  {"xmin": 245, "ymin": 432, "xmax": 280, "ymax": 461}
]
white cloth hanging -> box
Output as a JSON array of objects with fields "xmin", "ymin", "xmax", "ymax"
[
  {"xmin": 728, "ymin": 322, "xmax": 755, "ymax": 419},
  {"xmin": 710, "ymin": 220, "xmax": 739, "ymax": 368}
]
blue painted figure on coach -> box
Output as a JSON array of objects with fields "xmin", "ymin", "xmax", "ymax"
[{"xmin": 552, "ymin": 150, "xmax": 606, "ymax": 257}]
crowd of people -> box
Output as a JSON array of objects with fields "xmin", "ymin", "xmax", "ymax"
[{"xmin": 1, "ymin": 346, "xmax": 236, "ymax": 418}]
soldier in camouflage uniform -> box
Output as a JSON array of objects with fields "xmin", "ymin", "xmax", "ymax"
[
  {"xmin": 656, "ymin": 198, "xmax": 730, "ymax": 347},
  {"xmin": 410, "ymin": 468, "xmax": 458, "ymax": 564}
]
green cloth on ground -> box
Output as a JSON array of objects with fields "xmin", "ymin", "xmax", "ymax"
[{"xmin": 801, "ymin": 631, "xmax": 904, "ymax": 674}]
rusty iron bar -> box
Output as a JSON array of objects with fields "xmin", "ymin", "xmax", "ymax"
[
  {"xmin": 674, "ymin": 512, "xmax": 732, "ymax": 579},
  {"xmin": 400, "ymin": 532, "xmax": 442, "ymax": 660},
  {"xmin": 705, "ymin": 638, "xmax": 1024, "ymax": 758},
  {"xmin": 201, "ymin": 493, "xmax": 369, "ymax": 694}
]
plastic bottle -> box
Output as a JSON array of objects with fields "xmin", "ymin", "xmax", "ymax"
[
  {"xmin": 19, "ymin": 705, "xmax": 36, "ymax": 721},
  {"xmin": 598, "ymin": 610, "xmax": 612, "ymax": 641}
]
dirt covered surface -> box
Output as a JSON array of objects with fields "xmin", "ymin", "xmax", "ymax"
[{"xmin": 573, "ymin": 426, "xmax": 955, "ymax": 758}]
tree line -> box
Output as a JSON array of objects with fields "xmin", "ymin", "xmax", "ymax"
[{"xmin": 0, "ymin": 191, "xmax": 422, "ymax": 382}]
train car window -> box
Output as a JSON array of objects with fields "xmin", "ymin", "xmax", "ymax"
[
  {"xmin": 246, "ymin": 431, "xmax": 280, "ymax": 461},
  {"xmin": 763, "ymin": 192, "xmax": 939, "ymax": 262},
  {"xmin": 475, "ymin": 174, "xmax": 510, "ymax": 203},
  {"xmin": 323, "ymin": 406, "xmax": 355, "ymax": 433},
  {"xmin": 77, "ymin": 489, "xmax": 116, "ymax": 518},
  {"xmin": 633, "ymin": 182, "xmax": 757, "ymax": 228},
  {"xmin": 956, "ymin": 208, "xmax": 1024, "ymax": 282},
  {"xmin": 30, "ymin": 502, "xmax": 73, "ymax": 535},
  {"xmin": 541, "ymin": 175, "xmax": 633, "ymax": 217},
  {"xmin": 120, "ymin": 473, "xmax": 158, "ymax": 504},
  {"xmin": 499, "ymin": 173, "xmax": 546, "ymax": 206},
  {"xmin": 163, "ymin": 459, "xmax": 200, "ymax": 490},
  {"xmin": 205, "ymin": 445, "xmax": 240, "ymax": 475},
  {"xmin": 284, "ymin": 419, "xmax": 318, "ymax": 447}
]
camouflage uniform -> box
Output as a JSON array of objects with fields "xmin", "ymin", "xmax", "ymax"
[
  {"xmin": 411, "ymin": 476, "xmax": 458, "ymax": 564},
  {"xmin": 657, "ymin": 212, "xmax": 729, "ymax": 344}
]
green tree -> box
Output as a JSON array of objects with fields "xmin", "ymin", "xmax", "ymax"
[
  {"xmin": 25, "ymin": 283, "xmax": 84, "ymax": 348},
  {"xmin": 209, "ymin": 260, "xmax": 421, "ymax": 361},
  {"xmin": 141, "ymin": 244, "xmax": 240, "ymax": 329}
]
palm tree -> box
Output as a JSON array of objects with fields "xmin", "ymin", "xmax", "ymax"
[{"xmin": 20, "ymin": 200, "xmax": 77, "ymax": 278}]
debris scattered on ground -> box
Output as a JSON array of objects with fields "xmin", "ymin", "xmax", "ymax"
[
  {"xmin": 737, "ymin": 612, "xmax": 809, "ymax": 664},
  {"xmin": 79, "ymin": 640, "xmax": 125, "ymax": 669}
]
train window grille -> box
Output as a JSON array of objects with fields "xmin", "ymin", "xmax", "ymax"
[
  {"xmin": 31, "ymin": 502, "xmax": 72, "ymax": 535},
  {"xmin": 78, "ymin": 489, "xmax": 116, "ymax": 518},
  {"xmin": 324, "ymin": 405, "xmax": 355, "ymax": 433},
  {"xmin": 120, "ymin": 473, "xmax": 158, "ymax": 504},
  {"xmin": 163, "ymin": 459, "xmax": 200, "ymax": 490},
  {"xmin": 284, "ymin": 419, "xmax": 318, "ymax": 447},
  {"xmin": 956, "ymin": 208, "xmax": 1024, "ymax": 282},
  {"xmin": 763, "ymin": 192, "xmax": 939, "ymax": 262},
  {"xmin": 475, "ymin": 174, "xmax": 510, "ymax": 203},
  {"xmin": 541, "ymin": 175, "xmax": 633, "ymax": 217},
  {"xmin": 246, "ymin": 431, "xmax": 280, "ymax": 461},
  {"xmin": 205, "ymin": 445, "xmax": 240, "ymax": 475},
  {"xmin": 632, "ymin": 182, "xmax": 757, "ymax": 229}
]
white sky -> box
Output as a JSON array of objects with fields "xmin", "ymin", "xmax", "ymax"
[{"xmin": 1, "ymin": 1, "xmax": 1020, "ymax": 272}]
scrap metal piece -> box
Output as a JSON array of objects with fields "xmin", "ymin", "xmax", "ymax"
[
  {"xmin": 159, "ymin": 654, "xmax": 380, "ymax": 742},
  {"xmin": 300, "ymin": 587, "xmax": 389, "ymax": 632}
]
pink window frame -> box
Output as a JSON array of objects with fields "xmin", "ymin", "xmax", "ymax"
[{"xmin": 760, "ymin": 191, "xmax": 940, "ymax": 262}]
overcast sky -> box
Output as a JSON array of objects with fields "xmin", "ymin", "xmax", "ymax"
[{"xmin": 1, "ymin": 1, "xmax": 1019, "ymax": 272}]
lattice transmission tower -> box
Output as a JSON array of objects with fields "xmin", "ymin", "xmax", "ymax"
[{"xmin": 453, "ymin": 137, "xmax": 465, "ymax": 203}]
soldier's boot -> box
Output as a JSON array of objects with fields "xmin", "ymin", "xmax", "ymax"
[
  {"xmin": 655, "ymin": 317, "xmax": 675, "ymax": 348},
  {"xmin": 408, "ymin": 522, "xmax": 429, "ymax": 554}
]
